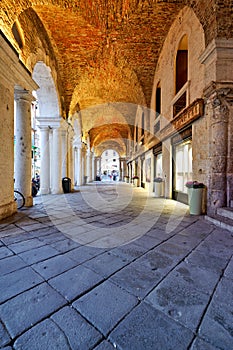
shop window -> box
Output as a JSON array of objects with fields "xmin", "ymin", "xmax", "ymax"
[
  {"xmin": 174, "ymin": 140, "xmax": 192, "ymax": 193},
  {"xmin": 155, "ymin": 153, "xmax": 163, "ymax": 178}
]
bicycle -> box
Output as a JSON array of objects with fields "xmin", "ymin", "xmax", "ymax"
[{"xmin": 14, "ymin": 190, "xmax": 25, "ymax": 209}]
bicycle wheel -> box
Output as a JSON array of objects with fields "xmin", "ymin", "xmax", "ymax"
[{"xmin": 14, "ymin": 190, "xmax": 25, "ymax": 209}]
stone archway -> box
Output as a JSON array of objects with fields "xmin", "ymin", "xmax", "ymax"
[{"xmin": 32, "ymin": 61, "xmax": 64, "ymax": 194}]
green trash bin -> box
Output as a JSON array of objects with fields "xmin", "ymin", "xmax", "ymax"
[
  {"xmin": 153, "ymin": 177, "xmax": 163, "ymax": 197},
  {"xmin": 186, "ymin": 181, "xmax": 204, "ymax": 215}
]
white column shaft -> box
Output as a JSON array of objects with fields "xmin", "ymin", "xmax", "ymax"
[
  {"xmin": 86, "ymin": 151, "xmax": 91, "ymax": 182},
  {"xmin": 39, "ymin": 127, "xmax": 50, "ymax": 194},
  {"xmin": 61, "ymin": 131, "xmax": 67, "ymax": 178},
  {"xmin": 51, "ymin": 128, "xmax": 62, "ymax": 194},
  {"xmin": 75, "ymin": 146, "xmax": 82, "ymax": 186},
  {"xmin": 14, "ymin": 91, "xmax": 33, "ymax": 206}
]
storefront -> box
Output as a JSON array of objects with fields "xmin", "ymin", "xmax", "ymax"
[
  {"xmin": 153, "ymin": 143, "xmax": 163, "ymax": 179},
  {"xmin": 172, "ymin": 127, "xmax": 192, "ymax": 204}
]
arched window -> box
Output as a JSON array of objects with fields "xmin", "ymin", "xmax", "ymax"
[
  {"xmin": 175, "ymin": 35, "xmax": 188, "ymax": 94},
  {"xmin": 173, "ymin": 35, "xmax": 188, "ymax": 117},
  {"xmin": 141, "ymin": 111, "xmax": 145, "ymax": 136},
  {"xmin": 155, "ymin": 82, "xmax": 161, "ymax": 116}
]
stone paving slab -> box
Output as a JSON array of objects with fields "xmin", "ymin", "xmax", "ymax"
[
  {"xmin": 0, "ymin": 226, "xmax": 25, "ymax": 238},
  {"xmin": 145, "ymin": 262, "xmax": 220, "ymax": 331},
  {"xmin": 14, "ymin": 319, "xmax": 71, "ymax": 350},
  {"xmin": 83, "ymin": 251, "xmax": 129, "ymax": 278},
  {"xmin": 28, "ymin": 226, "xmax": 62, "ymax": 238},
  {"xmin": 0, "ymin": 266, "xmax": 43, "ymax": 303},
  {"xmin": 197, "ymin": 276, "xmax": 233, "ymax": 349},
  {"xmin": 0, "ymin": 187, "xmax": 232, "ymax": 349},
  {"xmin": 18, "ymin": 245, "xmax": 60, "ymax": 265},
  {"xmin": 224, "ymin": 256, "xmax": 233, "ymax": 279},
  {"xmin": 93, "ymin": 341, "xmax": 116, "ymax": 350},
  {"xmin": 36, "ymin": 231, "xmax": 66, "ymax": 244},
  {"xmin": 0, "ymin": 232, "xmax": 33, "ymax": 245},
  {"xmin": 31, "ymin": 254, "xmax": 78, "ymax": 280},
  {"xmin": 0, "ymin": 255, "xmax": 26, "ymax": 276},
  {"xmin": 8, "ymin": 238, "xmax": 46, "ymax": 254},
  {"xmin": 185, "ymin": 250, "xmax": 229, "ymax": 274},
  {"xmin": 109, "ymin": 302, "xmax": 194, "ymax": 350},
  {"xmin": 198, "ymin": 299, "xmax": 233, "ymax": 349},
  {"xmin": 49, "ymin": 265, "xmax": 104, "ymax": 302},
  {"xmin": 0, "ymin": 246, "xmax": 14, "ymax": 260},
  {"xmin": 51, "ymin": 306, "xmax": 103, "ymax": 349},
  {"xmin": 196, "ymin": 237, "xmax": 233, "ymax": 260},
  {"xmin": 0, "ymin": 322, "xmax": 10, "ymax": 348},
  {"xmin": 136, "ymin": 248, "xmax": 178, "ymax": 272},
  {"xmin": 50, "ymin": 237, "xmax": 81, "ymax": 253},
  {"xmin": 110, "ymin": 260, "xmax": 163, "ymax": 298},
  {"xmin": 73, "ymin": 280, "xmax": 138, "ymax": 336},
  {"xmin": 0, "ymin": 283, "xmax": 66, "ymax": 338},
  {"xmin": 64, "ymin": 245, "xmax": 106, "ymax": 264},
  {"xmin": 111, "ymin": 241, "xmax": 148, "ymax": 262},
  {"xmin": 190, "ymin": 337, "xmax": 220, "ymax": 350},
  {"xmin": 132, "ymin": 234, "xmax": 161, "ymax": 249}
]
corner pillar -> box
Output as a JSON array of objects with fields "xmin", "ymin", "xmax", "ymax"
[{"xmin": 14, "ymin": 89, "xmax": 34, "ymax": 206}]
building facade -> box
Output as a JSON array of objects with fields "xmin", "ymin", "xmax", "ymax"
[{"xmin": 0, "ymin": 1, "xmax": 232, "ymax": 222}]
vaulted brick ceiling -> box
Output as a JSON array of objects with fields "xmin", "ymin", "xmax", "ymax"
[
  {"xmin": 32, "ymin": 2, "xmax": 184, "ymax": 111},
  {"xmin": 2, "ymin": 0, "xmax": 226, "ymax": 151}
]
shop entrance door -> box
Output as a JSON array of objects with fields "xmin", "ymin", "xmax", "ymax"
[{"xmin": 172, "ymin": 139, "xmax": 192, "ymax": 204}]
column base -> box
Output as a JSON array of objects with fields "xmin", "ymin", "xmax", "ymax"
[
  {"xmin": 25, "ymin": 196, "xmax": 33, "ymax": 207},
  {"xmin": 51, "ymin": 188, "xmax": 63, "ymax": 194},
  {"xmin": 0, "ymin": 200, "xmax": 17, "ymax": 220},
  {"xmin": 40, "ymin": 187, "xmax": 51, "ymax": 195}
]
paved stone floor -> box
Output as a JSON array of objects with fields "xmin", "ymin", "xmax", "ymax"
[{"xmin": 0, "ymin": 182, "xmax": 233, "ymax": 350}]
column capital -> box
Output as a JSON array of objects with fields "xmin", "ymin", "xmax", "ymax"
[
  {"xmin": 73, "ymin": 141, "xmax": 82, "ymax": 149},
  {"xmin": 38, "ymin": 125, "xmax": 51, "ymax": 131},
  {"xmin": 14, "ymin": 88, "xmax": 35, "ymax": 103},
  {"xmin": 36, "ymin": 116, "xmax": 63, "ymax": 129}
]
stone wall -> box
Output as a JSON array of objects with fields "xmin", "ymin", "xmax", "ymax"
[{"xmin": 150, "ymin": 6, "xmax": 205, "ymax": 127}]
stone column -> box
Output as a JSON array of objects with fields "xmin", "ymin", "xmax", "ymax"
[
  {"xmin": 91, "ymin": 152, "xmax": 95, "ymax": 181},
  {"xmin": 0, "ymin": 81, "xmax": 16, "ymax": 219},
  {"xmin": 39, "ymin": 126, "xmax": 50, "ymax": 194},
  {"xmin": 118, "ymin": 158, "xmax": 122, "ymax": 180},
  {"xmin": 67, "ymin": 126, "xmax": 74, "ymax": 189},
  {"xmin": 119, "ymin": 158, "xmax": 126, "ymax": 180},
  {"xmin": 123, "ymin": 159, "xmax": 128, "ymax": 177},
  {"xmin": 82, "ymin": 146, "xmax": 87, "ymax": 184},
  {"xmin": 61, "ymin": 128, "xmax": 68, "ymax": 179},
  {"xmin": 98, "ymin": 157, "xmax": 102, "ymax": 175},
  {"xmin": 86, "ymin": 149, "xmax": 91, "ymax": 183},
  {"xmin": 121, "ymin": 159, "xmax": 124, "ymax": 180},
  {"xmin": 205, "ymin": 85, "xmax": 230, "ymax": 215},
  {"xmin": 74, "ymin": 143, "xmax": 82, "ymax": 186},
  {"xmin": 51, "ymin": 127, "xmax": 62, "ymax": 194},
  {"xmin": 14, "ymin": 89, "xmax": 34, "ymax": 206},
  {"xmin": 69, "ymin": 144, "xmax": 75, "ymax": 190},
  {"xmin": 93, "ymin": 156, "xmax": 98, "ymax": 180}
]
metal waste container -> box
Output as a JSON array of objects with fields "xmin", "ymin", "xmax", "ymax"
[{"xmin": 62, "ymin": 177, "xmax": 71, "ymax": 193}]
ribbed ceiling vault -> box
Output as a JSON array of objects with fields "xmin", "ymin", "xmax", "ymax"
[{"xmin": 1, "ymin": 0, "xmax": 231, "ymax": 152}]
